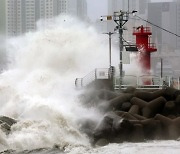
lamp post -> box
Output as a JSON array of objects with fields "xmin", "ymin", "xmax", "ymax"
[
  {"xmin": 101, "ymin": 10, "xmax": 137, "ymax": 90},
  {"xmin": 113, "ymin": 11, "xmax": 129, "ymax": 90},
  {"xmin": 103, "ymin": 32, "xmax": 114, "ymax": 68}
]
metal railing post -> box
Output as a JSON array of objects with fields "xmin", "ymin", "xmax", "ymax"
[
  {"xmin": 81, "ymin": 78, "xmax": 83, "ymax": 87},
  {"xmin": 95, "ymin": 69, "xmax": 97, "ymax": 80},
  {"xmin": 137, "ymin": 76, "xmax": 139, "ymax": 88}
]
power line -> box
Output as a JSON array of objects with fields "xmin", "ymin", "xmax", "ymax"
[{"xmin": 135, "ymin": 15, "xmax": 180, "ymax": 38}]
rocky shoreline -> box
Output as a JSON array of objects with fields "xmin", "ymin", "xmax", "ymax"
[{"xmin": 79, "ymin": 87, "xmax": 180, "ymax": 146}]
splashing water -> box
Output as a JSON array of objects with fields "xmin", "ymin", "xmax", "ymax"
[
  {"xmin": 0, "ymin": 15, "xmax": 180, "ymax": 154},
  {"xmin": 0, "ymin": 15, "xmax": 109, "ymax": 152}
]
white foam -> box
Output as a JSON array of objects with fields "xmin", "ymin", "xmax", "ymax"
[{"xmin": 0, "ymin": 15, "xmax": 108, "ymax": 151}]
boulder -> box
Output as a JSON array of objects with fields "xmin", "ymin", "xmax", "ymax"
[
  {"xmin": 95, "ymin": 138, "xmax": 109, "ymax": 146},
  {"xmin": 0, "ymin": 116, "xmax": 17, "ymax": 134}
]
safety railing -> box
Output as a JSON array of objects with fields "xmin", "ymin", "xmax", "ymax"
[
  {"xmin": 75, "ymin": 70, "xmax": 180, "ymax": 90},
  {"xmin": 75, "ymin": 68, "xmax": 110, "ymax": 88},
  {"xmin": 171, "ymin": 77, "xmax": 180, "ymax": 90},
  {"xmin": 114, "ymin": 75, "xmax": 180, "ymax": 90},
  {"xmin": 133, "ymin": 26, "xmax": 151, "ymax": 33},
  {"xmin": 148, "ymin": 43, "xmax": 156, "ymax": 49}
]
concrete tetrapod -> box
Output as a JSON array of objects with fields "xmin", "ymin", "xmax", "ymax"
[
  {"xmin": 93, "ymin": 112, "xmax": 123, "ymax": 143},
  {"xmin": 142, "ymin": 96, "xmax": 167, "ymax": 118},
  {"xmin": 154, "ymin": 114, "xmax": 180, "ymax": 139},
  {"xmin": 97, "ymin": 89, "xmax": 119, "ymax": 101},
  {"xmin": 121, "ymin": 102, "xmax": 132, "ymax": 112},
  {"xmin": 128, "ymin": 119, "xmax": 162, "ymax": 140},
  {"xmin": 175, "ymin": 95, "xmax": 180, "ymax": 114},
  {"xmin": 130, "ymin": 97, "xmax": 147, "ymax": 108},
  {"xmin": 164, "ymin": 87, "xmax": 180, "ymax": 101},
  {"xmin": 109, "ymin": 93, "xmax": 133, "ymax": 110},
  {"xmin": 128, "ymin": 105, "xmax": 140, "ymax": 115},
  {"xmin": 131, "ymin": 96, "xmax": 166, "ymax": 118},
  {"xmin": 162, "ymin": 101, "xmax": 177, "ymax": 117},
  {"xmin": 134, "ymin": 89, "xmax": 165, "ymax": 101}
]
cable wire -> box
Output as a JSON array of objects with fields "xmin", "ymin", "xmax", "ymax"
[{"xmin": 135, "ymin": 15, "xmax": 180, "ymax": 38}]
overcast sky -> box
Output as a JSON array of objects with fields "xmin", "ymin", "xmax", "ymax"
[
  {"xmin": 151, "ymin": 0, "xmax": 173, "ymax": 2},
  {"xmin": 87, "ymin": 0, "xmax": 108, "ymax": 21},
  {"xmin": 86, "ymin": 0, "xmax": 175, "ymax": 21}
]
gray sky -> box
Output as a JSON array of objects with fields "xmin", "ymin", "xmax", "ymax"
[
  {"xmin": 86, "ymin": 0, "xmax": 175, "ymax": 21},
  {"xmin": 87, "ymin": 0, "xmax": 108, "ymax": 21},
  {"xmin": 151, "ymin": 0, "xmax": 173, "ymax": 2}
]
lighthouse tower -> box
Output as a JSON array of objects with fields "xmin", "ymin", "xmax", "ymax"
[{"xmin": 133, "ymin": 26, "xmax": 157, "ymax": 74}]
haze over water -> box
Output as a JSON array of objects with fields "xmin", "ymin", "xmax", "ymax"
[{"xmin": 0, "ymin": 15, "xmax": 180, "ymax": 154}]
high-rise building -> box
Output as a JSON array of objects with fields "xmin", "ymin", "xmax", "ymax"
[
  {"xmin": 147, "ymin": 1, "xmax": 179, "ymax": 51},
  {"xmin": 1, "ymin": 0, "xmax": 76, "ymax": 37},
  {"xmin": 176, "ymin": 1, "xmax": 180, "ymax": 50},
  {"xmin": 147, "ymin": 1, "xmax": 180, "ymax": 76},
  {"xmin": 0, "ymin": 0, "xmax": 6, "ymax": 35},
  {"xmin": 0, "ymin": 0, "xmax": 87, "ymax": 37},
  {"xmin": 77, "ymin": 0, "xmax": 87, "ymax": 20},
  {"xmin": 67, "ymin": 0, "xmax": 87, "ymax": 20}
]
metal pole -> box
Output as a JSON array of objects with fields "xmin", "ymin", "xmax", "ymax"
[
  {"xmin": 109, "ymin": 32, "xmax": 112, "ymax": 68},
  {"xmin": 95, "ymin": 68, "xmax": 97, "ymax": 80},
  {"xmin": 119, "ymin": 14, "xmax": 123, "ymax": 90},
  {"xmin": 160, "ymin": 58, "xmax": 163, "ymax": 78},
  {"xmin": 103, "ymin": 32, "xmax": 114, "ymax": 68},
  {"xmin": 113, "ymin": 10, "xmax": 129, "ymax": 90}
]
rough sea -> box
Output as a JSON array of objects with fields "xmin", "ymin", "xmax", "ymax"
[{"xmin": 0, "ymin": 15, "xmax": 180, "ymax": 154}]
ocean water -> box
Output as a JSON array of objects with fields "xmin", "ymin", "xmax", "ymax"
[
  {"xmin": 1, "ymin": 141, "xmax": 180, "ymax": 154},
  {"xmin": 0, "ymin": 15, "xmax": 180, "ymax": 153}
]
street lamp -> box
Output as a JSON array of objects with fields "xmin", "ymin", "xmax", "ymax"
[
  {"xmin": 113, "ymin": 11, "xmax": 129, "ymax": 90},
  {"xmin": 101, "ymin": 10, "xmax": 137, "ymax": 90},
  {"xmin": 103, "ymin": 32, "xmax": 114, "ymax": 68}
]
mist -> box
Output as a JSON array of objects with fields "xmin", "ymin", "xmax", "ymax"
[{"xmin": 0, "ymin": 15, "xmax": 111, "ymax": 151}]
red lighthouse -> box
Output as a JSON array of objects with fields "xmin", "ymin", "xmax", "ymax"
[{"xmin": 133, "ymin": 26, "xmax": 157, "ymax": 74}]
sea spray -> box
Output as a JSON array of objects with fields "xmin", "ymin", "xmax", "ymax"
[{"xmin": 0, "ymin": 15, "xmax": 110, "ymax": 152}]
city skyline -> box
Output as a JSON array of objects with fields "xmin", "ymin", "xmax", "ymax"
[{"xmin": 0, "ymin": 0, "xmax": 88, "ymax": 36}]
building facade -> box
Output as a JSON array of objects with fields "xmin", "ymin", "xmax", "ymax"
[
  {"xmin": 67, "ymin": 0, "xmax": 87, "ymax": 20},
  {"xmin": 0, "ymin": 0, "xmax": 6, "ymax": 35},
  {"xmin": 0, "ymin": 0, "xmax": 87, "ymax": 37}
]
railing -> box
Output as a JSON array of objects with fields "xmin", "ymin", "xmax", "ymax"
[
  {"xmin": 171, "ymin": 77, "xmax": 180, "ymax": 90},
  {"xmin": 133, "ymin": 26, "xmax": 151, "ymax": 33},
  {"xmin": 75, "ymin": 70, "xmax": 180, "ymax": 90},
  {"xmin": 114, "ymin": 75, "xmax": 180, "ymax": 90},
  {"xmin": 75, "ymin": 68, "xmax": 110, "ymax": 88},
  {"xmin": 148, "ymin": 43, "xmax": 156, "ymax": 49}
]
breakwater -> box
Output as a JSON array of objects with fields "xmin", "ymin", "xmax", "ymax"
[{"xmin": 79, "ymin": 87, "xmax": 180, "ymax": 146}]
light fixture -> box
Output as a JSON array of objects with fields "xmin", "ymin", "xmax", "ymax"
[{"xmin": 132, "ymin": 10, "xmax": 137, "ymax": 16}]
